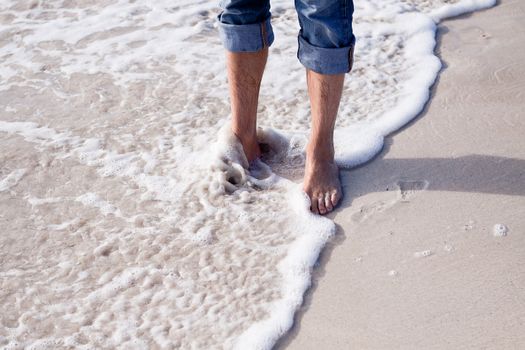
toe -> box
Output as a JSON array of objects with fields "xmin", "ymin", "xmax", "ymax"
[
  {"xmin": 317, "ymin": 194, "xmax": 327, "ymax": 214},
  {"xmin": 324, "ymin": 193, "xmax": 334, "ymax": 212},
  {"xmin": 310, "ymin": 194, "xmax": 319, "ymax": 214},
  {"xmin": 331, "ymin": 190, "xmax": 342, "ymax": 208}
]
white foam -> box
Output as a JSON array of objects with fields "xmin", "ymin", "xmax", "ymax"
[
  {"xmin": 234, "ymin": 184, "xmax": 335, "ymax": 349},
  {"xmin": 25, "ymin": 195, "xmax": 64, "ymax": 206},
  {"xmin": 0, "ymin": 0, "xmax": 496, "ymax": 348},
  {"xmin": 75, "ymin": 192, "xmax": 122, "ymax": 217},
  {"xmin": 429, "ymin": 0, "xmax": 496, "ymax": 22},
  {"xmin": 0, "ymin": 168, "xmax": 26, "ymax": 192}
]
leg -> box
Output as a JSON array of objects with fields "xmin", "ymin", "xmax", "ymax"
[
  {"xmin": 226, "ymin": 48, "xmax": 268, "ymax": 162},
  {"xmin": 295, "ymin": 0, "xmax": 355, "ymax": 214},
  {"xmin": 217, "ymin": 0, "xmax": 274, "ymax": 163},
  {"xmin": 304, "ymin": 71, "xmax": 345, "ymax": 214}
]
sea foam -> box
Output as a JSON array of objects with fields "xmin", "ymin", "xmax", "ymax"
[{"xmin": 0, "ymin": 0, "xmax": 495, "ymax": 349}]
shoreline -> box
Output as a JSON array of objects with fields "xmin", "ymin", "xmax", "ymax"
[{"xmin": 278, "ymin": 0, "xmax": 525, "ymax": 348}]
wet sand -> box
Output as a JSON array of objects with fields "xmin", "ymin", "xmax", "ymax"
[{"xmin": 279, "ymin": 0, "xmax": 525, "ymax": 348}]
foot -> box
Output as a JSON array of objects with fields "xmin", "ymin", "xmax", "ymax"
[
  {"xmin": 233, "ymin": 130, "xmax": 261, "ymax": 163},
  {"xmin": 303, "ymin": 152, "xmax": 342, "ymax": 215}
]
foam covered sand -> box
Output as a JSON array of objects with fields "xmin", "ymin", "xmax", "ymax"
[{"xmin": 0, "ymin": 0, "xmax": 495, "ymax": 349}]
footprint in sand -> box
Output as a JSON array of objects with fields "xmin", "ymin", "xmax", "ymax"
[
  {"xmin": 396, "ymin": 180, "xmax": 429, "ymax": 202},
  {"xmin": 351, "ymin": 201, "xmax": 388, "ymax": 223},
  {"xmin": 351, "ymin": 180, "xmax": 429, "ymax": 223}
]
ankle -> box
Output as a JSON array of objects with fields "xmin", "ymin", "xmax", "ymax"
[
  {"xmin": 232, "ymin": 127, "xmax": 257, "ymax": 144},
  {"xmin": 306, "ymin": 142, "xmax": 334, "ymax": 162}
]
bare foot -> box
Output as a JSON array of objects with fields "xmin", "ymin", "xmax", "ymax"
[
  {"xmin": 233, "ymin": 130, "xmax": 261, "ymax": 163},
  {"xmin": 303, "ymin": 152, "xmax": 342, "ymax": 215}
]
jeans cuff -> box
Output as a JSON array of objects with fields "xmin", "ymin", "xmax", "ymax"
[
  {"xmin": 218, "ymin": 17, "xmax": 274, "ymax": 52},
  {"xmin": 297, "ymin": 35, "xmax": 355, "ymax": 75}
]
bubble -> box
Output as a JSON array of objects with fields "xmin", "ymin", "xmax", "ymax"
[
  {"xmin": 493, "ymin": 224, "xmax": 508, "ymax": 237},
  {"xmin": 414, "ymin": 250, "xmax": 433, "ymax": 258}
]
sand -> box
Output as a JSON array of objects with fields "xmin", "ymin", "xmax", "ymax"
[
  {"xmin": 279, "ymin": 0, "xmax": 525, "ymax": 348},
  {"xmin": 0, "ymin": 0, "xmax": 522, "ymax": 348}
]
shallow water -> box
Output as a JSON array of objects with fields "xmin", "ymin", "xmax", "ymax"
[{"xmin": 0, "ymin": 0, "xmax": 495, "ymax": 348}]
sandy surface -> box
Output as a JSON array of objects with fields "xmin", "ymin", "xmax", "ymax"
[
  {"xmin": 0, "ymin": 1, "xmax": 522, "ymax": 348},
  {"xmin": 279, "ymin": 0, "xmax": 525, "ymax": 349}
]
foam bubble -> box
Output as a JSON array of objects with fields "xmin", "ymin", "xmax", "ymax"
[
  {"xmin": 414, "ymin": 250, "xmax": 433, "ymax": 258},
  {"xmin": 493, "ymin": 224, "xmax": 508, "ymax": 237}
]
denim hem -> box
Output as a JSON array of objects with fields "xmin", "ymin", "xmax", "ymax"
[
  {"xmin": 297, "ymin": 35, "xmax": 355, "ymax": 75},
  {"xmin": 218, "ymin": 17, "xmax": 274, "ymax": 52}
]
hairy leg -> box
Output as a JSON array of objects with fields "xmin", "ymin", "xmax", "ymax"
[
  {"xmin": 304, "ymin": 69, "xmax": 345, "ymax": 214},
  {"xmin": 226, "ymin": 48, "xmax": 268, "ymax": 163}
]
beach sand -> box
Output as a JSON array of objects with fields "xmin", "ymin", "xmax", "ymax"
[
  {"xmin": 279, "ymin": 0, "xmax": 525, "ymax": 348},
  {"xmin": 1, "ymin": 0, "xmax": 523, "ymax": 348}
]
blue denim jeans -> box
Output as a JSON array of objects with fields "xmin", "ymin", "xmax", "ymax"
[{"xmin": 218, "ymin": 0, "xmax": 355, "ymax": 74}]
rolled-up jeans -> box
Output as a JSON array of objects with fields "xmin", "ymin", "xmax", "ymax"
[{"xmin": 217, "ymin": 0, "xmax": 355, "ymax": 75}]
